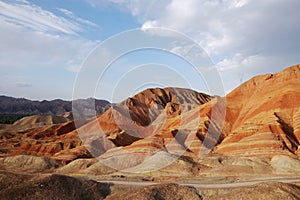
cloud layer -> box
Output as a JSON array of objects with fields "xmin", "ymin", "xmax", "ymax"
[
  {"xmin": 105, "ymin": 0, "xmax": 300, "ymax": 92},
  {"xmin": 1, "ymin": 0, "xmax": 300, "ymax": 99},
  {"xmin": 0, "ymin": 0, "xmax": 99, "ymax": 99}
]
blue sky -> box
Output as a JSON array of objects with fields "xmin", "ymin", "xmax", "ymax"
[{"xmin": 0, "ymin": 0, "xmax": 300, "ymax": 102}]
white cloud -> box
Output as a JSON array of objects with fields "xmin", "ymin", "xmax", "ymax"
[
  {"xmin": 0, "ymin": 16, "xmax": 97, "ymax": 69},
  {"xmin": 0, "ymin": 1, "xmax": 83, "ymax": 35},
  {"xmin": 141, "ymin": 20, "xmax": 158, "ymax": 30},
  {"xmin": 15, "ymin": 0, "xmax": 29, "ymax": 4},
  {"xmin": 58, "ymin": 8, "xmax": 73, "ymax": 16},
  {"xmin": 0, "ymin": 75, "xmax": 31, "ymax": 95},
  {"xmin": 0, "ymin": 0, "xmax": 100, "ymax": 70},
  {"xmin": 86, "ymin": 0, "xmax": 171, "ymax": 21},
  {"xmin": 15, "ymin": 82, "xmax": 32, "ymax": 88},
  {"xmin": 57, "ymin": 8, "xmax": 100, "ymax": 28},
  {"xmin": 0, "ymin": 0, "xmax": 101, "ymax": 99},
  {"xmin": 228, "ymin": 0, "xmax": 249, "ymax": 8},
  {"xmin": 105, "ymin": 0, "xmax": 300, "ymax": 93}
]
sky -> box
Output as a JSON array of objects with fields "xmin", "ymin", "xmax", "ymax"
[{"xmin": 0, "ymin": 0, "xmax": 300, "ymax": 102}]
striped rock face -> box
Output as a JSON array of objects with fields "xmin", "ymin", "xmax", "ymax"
[
  {"xmin": 214, "ymin": 65, "xmax": 300, "ymax": 157},
  {"xmin": 0, "ymin": 120, "xmax": 91, "ymax": 162},
  {"xmin": 77, "ymin": 87, "xmax": 214, "ymax": 170},
  {"xmin": 93, "ymin": 65, "xmax": 300, "ymax": 170},
  {"xmin": 77, "ymin": 65, "xmax": 300, "ymax": 171},
  {"xmin": 1, "ymin": 65, "xmax": 300, "ymax": 173},
  {"xmin": 0, "ymin": 87, "xmax": 212, "ymax": 167}
]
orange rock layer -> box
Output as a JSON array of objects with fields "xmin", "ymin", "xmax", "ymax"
[{"xmin": 0, "ymin": 65, "xmax": 300, "ymax": 168}]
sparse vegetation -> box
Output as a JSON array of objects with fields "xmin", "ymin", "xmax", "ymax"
[{"xmin": 0, "ymin": 114, "xmax": 29, "ymax": 124}]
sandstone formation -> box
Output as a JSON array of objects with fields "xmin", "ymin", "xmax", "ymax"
[
  {"xmin": 0, "ymin": 87, "xmax": 212, "ymax": 166},
  {"xmin": 0, "ymin": 114, "xmax": 70, "ymax": 132},
  {"xmin": 0, "ymin": 155, "xmax": 62, "ymax": 173},
  {"xmin": 79, "ymin": 87, "xmax": 212, "ymax": 147},
  {"xmin": 214, "ymin": 65, "xmax": 300, "ymax": 157},
  {"xmin": 0, "ymin": 120, "xmax": 89, "ymax": 163},
  {"xmin": 271, "ymin": 155, "xmax": 300, "ymax": 174},
  {"xmin": 89, "ymin": 65, "xmax": 300, "ymax": 172},
  {"xmin": 74, "ymin": 87, "xmax": 214, "ymax": 171},
  {"xmin": 0, "ymin": 65, "xmax": 300, "ymax": 199},
  {"xmin": 0, "ymin": 65, "xmax": 300, "ymax": 177}
]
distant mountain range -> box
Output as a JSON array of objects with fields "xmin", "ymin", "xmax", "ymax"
[{"xmin": 0, "ymin": 96, "xmax": 111, "ymax": 116}]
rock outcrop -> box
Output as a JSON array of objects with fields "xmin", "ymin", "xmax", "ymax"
[
  {"xmin": 0, "ymin": 121, "xmax": 90, "ymax": 163},
  {"xmin": 87, "ymin": 65, "xmax": 300, "ymax": 171},
  {"xmin": 0, "ymin": 155, "xmax": 62, "ymax": 173},
  {"xmin": 1, "ymin": 65, "xmax": 300, "ymax": 176},
  {"xmin": 214, "ymin": 65, "xmax": 300, "ymax": 157},
  {"xmin": 0, "ymin": 114, "xmax": 70, "ymax": 132},
  {"xmin": 92, "ymin": 87, "xmax": 212, "ymax": 146}
]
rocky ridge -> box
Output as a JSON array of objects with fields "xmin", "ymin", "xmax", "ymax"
[
  {"xmin": 1, "ymin": 65, "xmax": 300, "ymax": 199},
  {"xmin": 0, "ymin": 65, "xmax": 300, "ymax": 176},
  {"xmin": 0, "ymin": 96, "xmax": 110, "ymax": 116}
]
